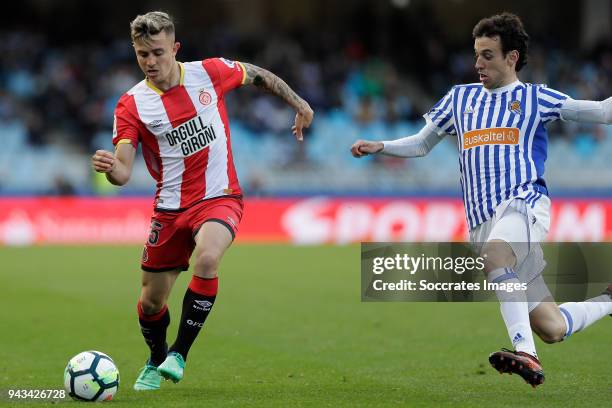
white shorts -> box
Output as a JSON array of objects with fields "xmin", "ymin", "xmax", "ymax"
[{"xmin": 470, "ymin": 196, "xmax": 553, "ymax": 311}]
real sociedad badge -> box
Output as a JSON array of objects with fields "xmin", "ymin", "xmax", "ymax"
[{"xmin": 508, "ymin": 100, "xmax": 522, "ymax": 115}]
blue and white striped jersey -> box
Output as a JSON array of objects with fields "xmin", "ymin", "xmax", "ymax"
[{"xmin": 424, "ymin": 80, "xmax": 569, "ymax": 230}]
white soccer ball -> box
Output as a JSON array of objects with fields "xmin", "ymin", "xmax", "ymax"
[{"xmin": 63, "ymin": 351, "xmax": 120, "ymax": 402}]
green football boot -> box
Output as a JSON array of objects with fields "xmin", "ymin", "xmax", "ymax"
[
  {"xmin": 133, "ymin": 362, "xmax": 162, "ymax": 391},
  {"xmin": 157, "ymin": 352, "xmax": 185, "ymax": 383}
]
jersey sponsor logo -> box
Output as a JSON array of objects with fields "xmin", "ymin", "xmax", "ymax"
[
  {"xmin": 463, "ymin": 127, "xmax": 519, "ymax": 149},
  {"xmin": 199, "ymin": 91, "xmax": 212, "ymax": 106},
  {"xmin": 220, "ymin": 58, "xmax": 236, "ymax": 68},
  {"xmin": 508, "ymin": 100, "xmax": 522, "ymax": 115},
  {"xmin": 164, "ymin": 115, "xmax": 218, "ymax": 157}
]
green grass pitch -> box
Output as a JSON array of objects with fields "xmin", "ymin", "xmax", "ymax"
[{"xmin": 0, "ymin": 244, "xmax": 610, "ymax": 407}]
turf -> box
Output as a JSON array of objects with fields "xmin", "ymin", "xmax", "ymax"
[{"xmin": 0, "ymin": 244, "xmax": 610, "ymax": 407}]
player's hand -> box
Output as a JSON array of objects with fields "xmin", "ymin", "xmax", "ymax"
[
  {"xmin": 351, "ymin": 140, "xmax": 384, "ymax": 158},
  {"xmin": 91, "ymin": 150, "xmax": 116, "ymax": 173},
  {"xmin": 292, "ymin": 103, "xmax": 314, "ymax": 142}
]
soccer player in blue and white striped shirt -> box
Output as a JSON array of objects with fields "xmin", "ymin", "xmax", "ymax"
[{"xmin": 352, "ymin": 12, "xmax": 612, "ymax": 387}]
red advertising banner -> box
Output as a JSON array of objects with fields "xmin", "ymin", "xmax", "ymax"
[{"xmin": 0, "ymin": 197, "xmax": 611, "ymax": 245}]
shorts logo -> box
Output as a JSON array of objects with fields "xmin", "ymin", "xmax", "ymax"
[
  {"xmin": 226, "ymin": 216, "xmax": 237, "ymax": 229},
  {"xmin": 508, "ymin": 100, "xmax": 522, "ymax": 115},
  {"xmin": 142, "ymin": 246, "xmax": 149, "ymax": 262},
  {"xmin": 199, "ymin": 91, "xmax": 212, "ymax": 106},
  {"xmin": 463, "ymin": 127, "xmax": 520, "ymax": 149},
  {"xmin": 193, "ymin": 300, "xmax": 212, "ymax": 311}
]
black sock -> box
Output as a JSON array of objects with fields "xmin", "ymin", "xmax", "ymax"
[
  {"xmin": 169, "ymin": 276, "xmax": 218, "ymax": 361},
  {"xmin": 137, "ymin": 301, "xmax": 170, "ymax": 366}
]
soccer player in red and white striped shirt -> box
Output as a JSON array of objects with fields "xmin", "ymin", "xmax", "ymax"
[{"xmin": 91, "ymin": 11, "xmax": 313, "ymax": 390}]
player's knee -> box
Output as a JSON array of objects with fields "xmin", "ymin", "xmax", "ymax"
[
  {"xmin": 483, "ymin": 255, "xmax": 514, "ymax": 274},
  {"xmin": 538, "ymin": 331, "xmax": 565, "ymax": 344},
  {"xmin": 482, "ymin": 241, "xmax": 516, "ymax": 274},
  {"xmin": 194, "ymin": 251, "xmax": 220, "ymax": 278},
  {"xmin": 536, "ymin": 322, "xmax": 566, "ymax": 344},
  {"xmin": 139, "ymin": 297, "xmax": 165, "ymax": 315}
]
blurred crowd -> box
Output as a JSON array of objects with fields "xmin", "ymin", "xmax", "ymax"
[
  {"xmin": 0, "ymin": 28, "xmax": 418, "ymax": 150},
  {"xmin": 1, "ymin": 24, "xmax": 611, "ymax": 195}
]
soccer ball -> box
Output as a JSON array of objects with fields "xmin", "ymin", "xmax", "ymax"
[{"xmin": 63, "ymin": 351, "xmax": 120, "ymax": 402}]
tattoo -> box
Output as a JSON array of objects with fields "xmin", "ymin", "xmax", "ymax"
[
  {"xmin": 252, "ymin": 72, "xmax": 265, "ymax": 87},
  {"xmin": 242, "ymin": 62, "xmax": 306, "ymax": 112}
]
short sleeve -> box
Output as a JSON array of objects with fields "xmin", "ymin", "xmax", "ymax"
[
  {"xmin": 423, "ymin": 88, "xmax": 457, "ymax": 136},
  {"xmin": 537, "ymin": 85, "xmax": 570, "ymax": 123},
  {"xmin": 112, "ymin": 94, "xmax": 140, "ymax": 149},
  {"xmin": 202, "ymin": 58, "xmax": 247, "ymax": 95}
]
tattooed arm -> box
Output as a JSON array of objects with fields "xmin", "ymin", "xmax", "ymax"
[{"xmin": 241, "ymin": 62, "xmax": 314, "ymax": 141}]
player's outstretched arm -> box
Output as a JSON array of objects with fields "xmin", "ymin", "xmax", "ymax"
[
  {"xmin": 91, "ymin": 143, "xmax": 136, "ymax": 186},
  {"xmin": 561, "ymin": 96, "xmax": 612, "ymax": 124},
  {"xmin": 351, "ymin": 122, "xmax": 446, "ymax": 159},
  {"xmin": 350, "ymin": 140, "xmax": 384, "ymax": 158},
  {"xmin": 241, "ymin": 62, "xmax": 314, "ymax": 141}
]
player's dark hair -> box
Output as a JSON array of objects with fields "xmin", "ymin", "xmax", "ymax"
[{"xmin": 472, "ymin": 12, "xmax": 529, "ymax": 72}]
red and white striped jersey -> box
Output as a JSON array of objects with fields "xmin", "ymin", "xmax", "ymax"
[{"xmin": 112, "ymin": 58, "xmax": 247, "ymax": 210}]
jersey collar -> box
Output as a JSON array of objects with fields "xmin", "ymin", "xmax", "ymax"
[
  {"xmin": 145, "ymin": 62, "xmax": 185, "ymax": 95},
  {"xmin": 483, "ymin": 79, "xmax": 522, "ymax": 94}
]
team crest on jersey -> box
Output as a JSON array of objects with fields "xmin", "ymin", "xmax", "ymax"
[
  {"xmin": 220, "ymin": 58, "xmax": 236, "ymax": 68},
  {"xmin": 199, "ymin": 90, "xmax": 212, "ymax": 106},
  {"xmin": 508, "ymin": 100, "xmax": 522, "ymax": 115}
]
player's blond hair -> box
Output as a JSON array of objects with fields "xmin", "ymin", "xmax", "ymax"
[{"xmin": 130, "ymin": 11, "xmax": 175, "ymax": 45}]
